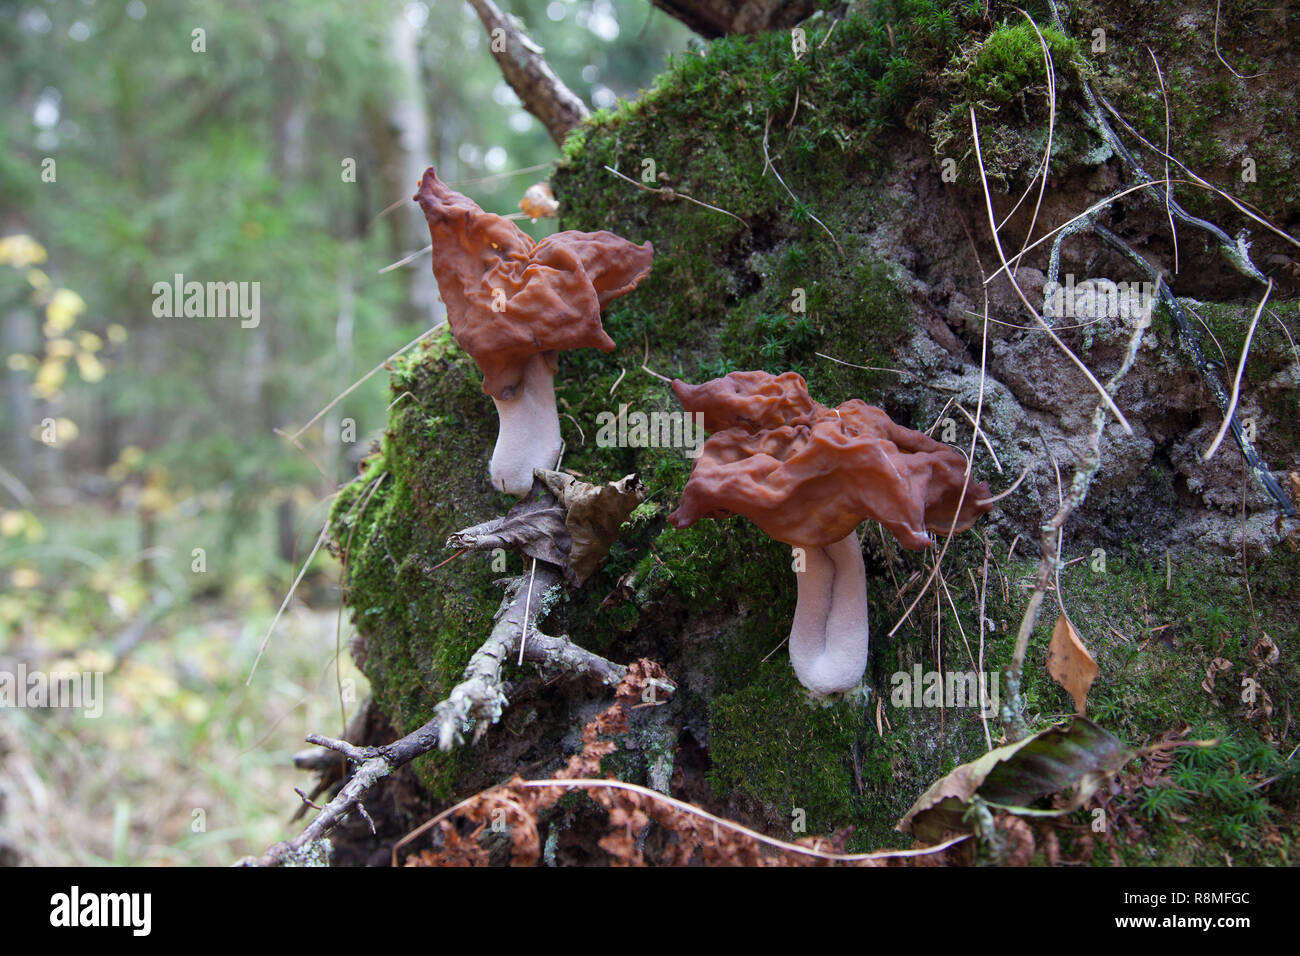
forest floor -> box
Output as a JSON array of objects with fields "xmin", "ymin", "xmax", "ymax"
[{"xmin": 0, "ymin": 501, "xmax": 358, "ymax": 867}]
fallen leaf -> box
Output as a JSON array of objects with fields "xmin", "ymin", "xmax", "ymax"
[
  {"xmin": 1247, "ymin": 634, "xmax": 1279, "ymax": 669},
  {"xmin": 518, "ymin": 182, "xmax": 559, "ymax": 220},
  {"xmin": 1046, "ymin": 614, "xmax": 1098, "ymax": 715},
  {"xmin": 444, "ymin": 471, "xmax": 645, "ymax": 586},
  {"xmin": 445, "ymin": 497, "xmax": 570, "ymax": 571},
  {"xmin": 1202, "ymin": 657, "xmax": 1233, "ymax": 694},
  {"xmin": 537, "ymin": 469, "xmax": 646, "ymax": 584},
  {"xmin": 898, "ymin": 717, "xmax": 1137, "ymax": 843},
  {"xmin": 601, "ymin": 567, "xmax": 637, "ymax": 608}
]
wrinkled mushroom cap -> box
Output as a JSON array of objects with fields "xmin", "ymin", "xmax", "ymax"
[
  {"xmin": 667, "ymin": 371, "xmax": 993, "ymax": 550},
  {"xmin": 415, "ymin": 167, "xmax": 655, "ymax": 399}
]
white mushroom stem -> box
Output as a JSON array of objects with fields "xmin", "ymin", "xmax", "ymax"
[
  {"xmin": 489, "ymin": 353, "xmax": 563, "ymax": 496},
  {"xmin": 788, "ymin": 533, "xmax": 869, "ymax": 695}
]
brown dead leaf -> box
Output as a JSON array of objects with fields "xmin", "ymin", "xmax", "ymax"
[
  {"xmin": 1046, "ymin": 614, "xmax": 1098, "ymax": 715},
  {"xmin": 1202, "ymin": 657, "xmax": 1233, "ymax": 694},
  {"xmin": 601, "ymin": 567, "xmax": 637, "ymax": 608},
  {"xmin": 1247, "ymin": 634, "xmax": 1280, "ymax": 669},
  {"xmin": 537, "ymin": 469, "xmax": 646, "ymax": 584},
  {"xmin": 518, "ymin": 182, "xmax": 558, "ymax": 220},
  {"xmin": 445, "ymin": 497, "xmax": 570, "ymax": 570},
  {"xmin": 446, "ymin": 472, "xmax": 644, "ymax": 586}
]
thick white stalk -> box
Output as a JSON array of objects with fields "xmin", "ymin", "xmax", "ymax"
[
  {"xmin": 788, "ymin": 533, "xmax": 869, "ymax": 695},
  {"xmin": 489, "ymin": 353, "xmax": 562, "ymax": 496}
]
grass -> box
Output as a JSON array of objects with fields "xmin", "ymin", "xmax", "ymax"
[{"xmin": 0, "ymin": 502, "xmax": 366, "ymax": 865}]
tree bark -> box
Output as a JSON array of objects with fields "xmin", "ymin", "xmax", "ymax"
[
  {"xmin": 649, "ymin": 0, "xmax": 818, "ymax": 37},
  {"xmin": 466, "ymin": 0, "xmax": 589, "ymax": 147}
]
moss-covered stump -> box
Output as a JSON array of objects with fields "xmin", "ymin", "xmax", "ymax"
[{"xmin": 331, "ymin": 0, "xmax": 1298, "ymax": 863}]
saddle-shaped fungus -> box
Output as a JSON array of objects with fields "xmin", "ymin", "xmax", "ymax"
[
  {"xmin": 415, "ymin": 166, "xmax": 654, "ymax": 495},
  {"xmin": 668, "ymin": 370, "xmax": 993, "ymax": 695}
]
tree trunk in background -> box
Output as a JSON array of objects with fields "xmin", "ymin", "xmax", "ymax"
[
  {"xmin": 2, "ymin": 305, "xmax": 36, "ymax": 487},
  {"xmin": 323, "ymin": 265, "xmax": 355, "ymax": 484},
  {"xmin": 267, "ymin": 81, "xmax": 307, "ymax": 566},
  {"xmin": 649, "ymin": 0, "xmax": 817, "ymax": 37},
  {"xmin": 368, "ymin": 6, "xmax": 442, "ymax": 328}
]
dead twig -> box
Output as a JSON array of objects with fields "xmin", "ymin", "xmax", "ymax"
[
  {"xmin": 466, "ymin": 0, "xmax": 589, "ymax": 146},
  {"xmin": 1090, "ymin": 226, "xmax": 1295, "ymax": 517},
  {"xmin": 603, "ymin": 165, "xmax": 749, "ymax": 230},
  {"xmin": 255, "ymin": 558, "xmax": 625, "ymax": 866}
]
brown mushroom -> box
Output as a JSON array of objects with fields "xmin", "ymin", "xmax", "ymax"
[
  {"xmin": 415, "ymin": 166, "xmax": 654, "ymax": 494},
  {"xmin": 667, "ymin": 370, "xmax": 993, "ymax": 694}
]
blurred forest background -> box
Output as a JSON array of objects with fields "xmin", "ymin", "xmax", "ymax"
[{"xmin": 0, "ymin": 0, "xmax": 691, "ymax": 865}]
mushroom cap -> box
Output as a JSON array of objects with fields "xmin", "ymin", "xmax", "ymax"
[
  {"xmin": 415, "ymin": 167, "xmax": 655, "ymax": 399},
  {"xmin": 666, "ymin": 371, "xmax": 993, "ymax": 550}
]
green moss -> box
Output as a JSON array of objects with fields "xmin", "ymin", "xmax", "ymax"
[
  {"xmin": 927, "ymin": 11, "xmax": 1097, "ymax": 185},
  {"xmin": 708, "ymin": 668, "xmax": 863, "ymax": 834},
  {"xmin": 332, "ymin": 0, "xmax": 1298, "ymax": 863},
  {"xmin": 1074, "ymin": 0, "xmax": 1300, "ymax": 212},
  {"xmin": 964, "ymin": 21, "xmax": 1080, "ymax": 103},
  {"xmin": 327, "ymin": 334, "xmax": 506, "ymax": 798}
]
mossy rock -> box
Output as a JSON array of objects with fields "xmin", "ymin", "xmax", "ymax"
[{"xmin": 332, "ymin": 0, "xmax": 1299, "ymax": 861}]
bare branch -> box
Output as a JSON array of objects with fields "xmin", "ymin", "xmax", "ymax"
[
  {"xmin": 466, "ymin": 0, "xmax": 589, "ymax": 147},
  {"xmin": 254, "ymin": 559, "xmax": 625, "ymax": 866}
]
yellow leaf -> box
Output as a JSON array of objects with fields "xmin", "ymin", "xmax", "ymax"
[
  {"xmin": 11, "ymin": 567, "xmax": 42, "ymax": 588},
  {"xmin": 75, "ymin": 351, "xmax": 105, "ymax": 382},
  {"xmin": 6, "ymin": 353, "xmax": 36, "ymax": 372},
  {"xmin": 46, "ymin": 337, "xmax": 76, "ymax": 358},
  {"xmin": 0, "ymin": 511, "xmax": 24, "ymax": 536},
  {"xmin": 106, "ymin": 323, "xmax": 128, "ymax": 344},
  {"xmin": 0, "ymin": 234, "xmax": 47, "ymax": 267},
  {"xmin": 32, "ymin": 359, "xmax": 67, "ymax": 397},
  {"xmin": 45, "ymin": 288, "xmax": 86, "ymax": 331},
  {"xmin": 1046, "ymin": 613, "xmax": 1099, "ymax": 715}
]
